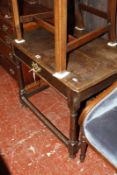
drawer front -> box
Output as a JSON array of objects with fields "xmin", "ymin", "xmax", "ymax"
[
  {"xmin": 0, "ymin": 42, "xmax": 38, "ymax": 84},
  {"xmin": 0, "ymin": 43, "xmax": 39, "ymax": 84},
  {"xmin": 0, "ymin": 54, "xmax": 17, "ymax": 79},
  {"xmin": 0, "ymin": 53, "xmax": 39, "ymax": 84}
]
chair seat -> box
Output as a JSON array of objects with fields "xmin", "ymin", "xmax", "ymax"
[{"xmin": 84, "ymin": 88, "xmax": 117, "ymax": 168}]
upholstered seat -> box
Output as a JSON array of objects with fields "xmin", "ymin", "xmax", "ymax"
[{"xmin": 79, "ymin": 82, "xmax": 117, "ymax": 168}]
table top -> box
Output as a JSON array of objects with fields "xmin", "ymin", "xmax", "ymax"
[{"xmin": 13, "ymin": 28, "xmax": 117, "ymax": 100}]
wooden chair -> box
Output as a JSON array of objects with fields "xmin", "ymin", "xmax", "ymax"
[
  {"xmin": 74, "ymin": 0, "xmax": 117, "ymax": 46},
  {"xmin": 79, "ymin": 81, "xmax": 117, "ymax": 169},
  {"xmin": 11, "ymin": 0, "xmax": 117, "ymax": 73}
]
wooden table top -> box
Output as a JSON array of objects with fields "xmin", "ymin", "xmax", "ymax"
[{"xmin": 13, "ymin": 28, "xmax": 117, "ymax": 97}]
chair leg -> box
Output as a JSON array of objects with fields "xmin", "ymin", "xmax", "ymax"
[
  {"xmin": 107, "ymin": 0, "xmax": 117, "ymax": 46},
  {"xmin": 74, "ymin": 0, "xmax": 85, "ymax": 31},
  {"xmin": 80, "ymin": 128, "xmax": 88, "ymax": 162}
]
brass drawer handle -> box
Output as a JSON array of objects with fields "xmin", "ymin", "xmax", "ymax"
[
  {"xmin": 31, "ymin": 62, "xmax": 42, "ymax": 73},
  {"xmin": 29, "ymin": 62, "xmax": 42, "ymax": 81}
]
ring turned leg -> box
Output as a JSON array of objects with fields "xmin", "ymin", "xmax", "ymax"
[
  {"xmin": 16, "ymin": 58, "xmax": 26, "ymax": 105},
  {"xmin": 68, "ymin": 110, "xmax": 79, "ymax": 158},
  {"xmin": 67, "ymin": 91, "xmax": 80, "ymax": 158}
]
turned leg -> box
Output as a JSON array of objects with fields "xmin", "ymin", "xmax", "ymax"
[
  {"xmin": 74, "ymin": 0, "xmax": 85, "ymax": 31},
  {"xmin": 67, "ymin": 91, "xmax": 80, "ymax": 158},
  {"xmin": 80, "ymin": 128, "xmax": 88, "ymax": 162},
  {"xmin": 68, "ymin": 110, "xmax": 79, "ymax": 158},
  {"xmin": 107, "ymin": 0, "xmax": 117, "ymax": 46},
  {"xmin": 16, "ymin": 58, "xmax": 26, "ymax": 105}
]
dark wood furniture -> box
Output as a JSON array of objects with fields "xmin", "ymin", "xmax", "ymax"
[
  {"xmin": 0, "ymin": 0, "xmax": 17, "ymax": 79},
  {"xmin": 0, "ymin": 0, "xmax": 40, "ymax": 84},
  {"xmin": 79, "ymin": 82, "xmax": 117, "ymax": 170},
  {"xmin": 11, "ymin": 0, "xmax": 117, "ymax": 158}
]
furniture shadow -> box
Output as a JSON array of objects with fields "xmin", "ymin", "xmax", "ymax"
[{"xmin": 0, "ymin": 155, "xmax": 11, "ymax": 175}]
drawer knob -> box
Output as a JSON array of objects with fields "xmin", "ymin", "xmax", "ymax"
[
  {"xmin": 9, "ymin": 53, "xmax": 13, "ymax": 59},
  {"xmin": 9, "ymin": 68, "xmax": 15, "ymax": 75},
  {"xmin": 5, "ymin": 36, "xmax": 11, "ymax": 45},
  {"xmin": 2, "ymin": 24, "xmax": 8, "ymax": 32}
]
